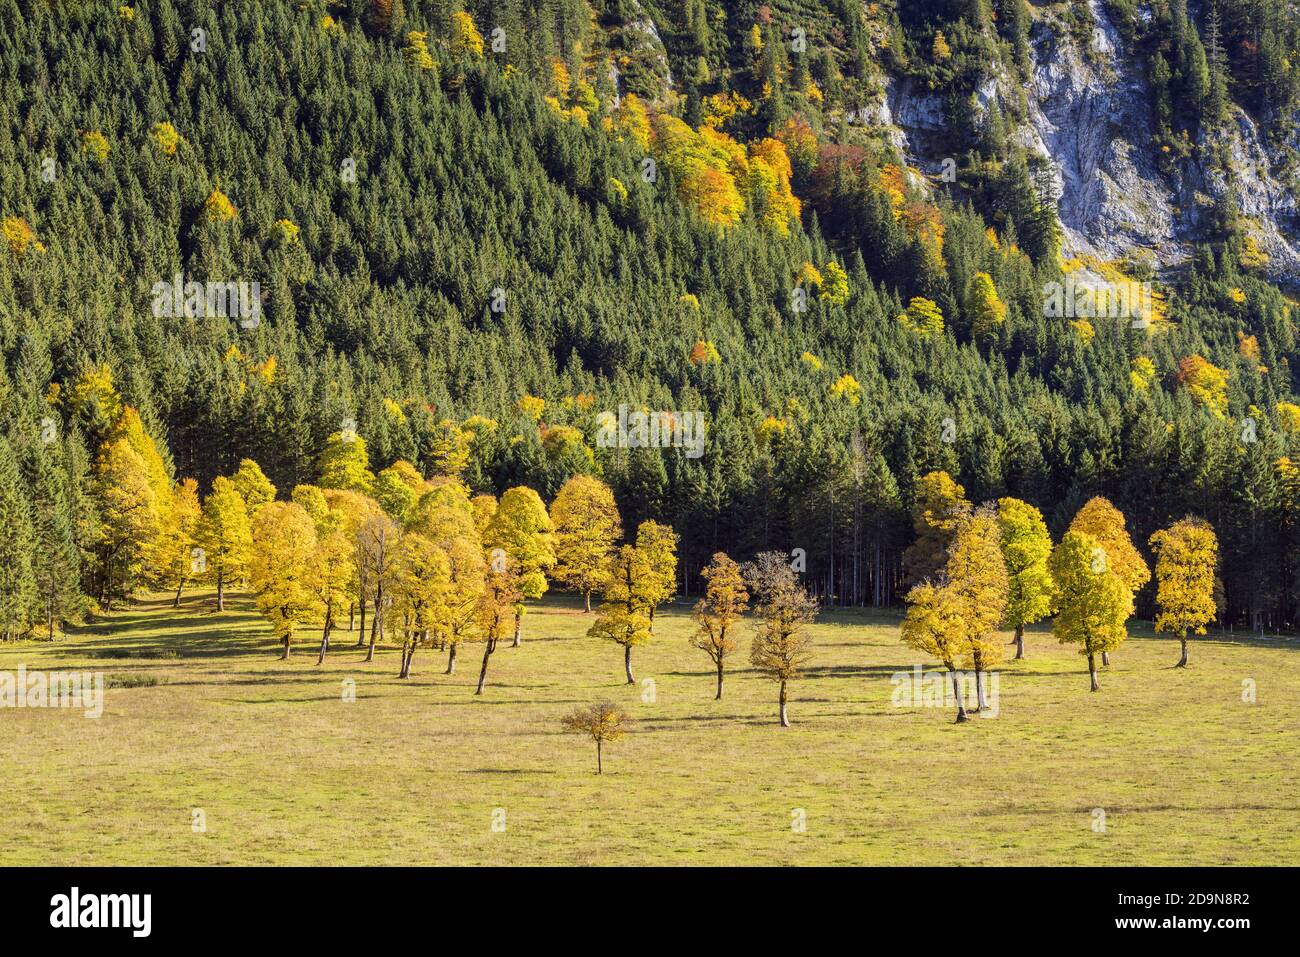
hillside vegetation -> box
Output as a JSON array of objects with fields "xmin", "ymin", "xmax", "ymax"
[{"xmin": 3, "ymin": 0, "xmax": 1300, "ymax": 633}]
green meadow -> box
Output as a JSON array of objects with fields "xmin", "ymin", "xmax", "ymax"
[{"xmin": 2, "ymin": 590, "xmax": 1296, "ymax": 866}]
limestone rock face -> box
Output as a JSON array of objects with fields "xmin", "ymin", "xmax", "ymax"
[{"xmin": 871, "ymin": 0, "xmax": 1299, "ymax": 284}]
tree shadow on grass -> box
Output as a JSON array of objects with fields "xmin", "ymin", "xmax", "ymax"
[{"xmin": 459, "ymin": 768, "xmax": 559, "ymax": 775}]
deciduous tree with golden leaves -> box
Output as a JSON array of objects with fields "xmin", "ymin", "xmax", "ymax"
[
  {"xmin": 997, "ymin": 496, "xmax": 1055, "ymax": 660},
  {"xmin": 486, "ymin": 486, "xmax": 555, "ymax": 645},
  {"xmin": 195, "ymin": 476, "xmax": 252, "ymax": 612},
  {"xmin": 745, "ymin": 551, "xmax": 817, "ymax": 727},
  {"xmin": 561, "ymin": 702, "xmax": 631, "ymax": 774},
  {"xmin": 249, "ymin": 502, "xmax": 319, "ymax": 660},
  {"xmin": 550, "ymin": 475, "xmax": 621, "ymax": 612},
  {"xmin": 1050, "ymin": 531, "xmax": 1133, "ymax": 691},
  {"xmin": 589, "ymin": 544, "xmax": 653, "ymax": 684},
  {"xmin": 948, "ymin": 507, "xmax": 1009, "ymax": 713},
  {"xmin": 390, "ymin": 532, "xmax": 450, "ymax": 678},
  {"xmin": 900, "ymin": 579, "xmax": 969, "ymax": 722},
  {"xmin": 903, "ymin": 470, "xmax": 971, "ymax": 587},
  {"xmin": 1068, "ymin": 496, "xmax": 1149, "ymax": 665},
  {"xmin": 1150, "ymin": 517, "xmax": 1219, "ymax": 667},
  {"xmin": 472, "ymin": 557, "xmax": 522, "ymax": 695},
  {"xmin": 317, "ymin": 431, "xmax": 375, "ymax": 495},
  {"xmin": 689, "ymin": 552, "xmax": 749, "ymax": 699}
]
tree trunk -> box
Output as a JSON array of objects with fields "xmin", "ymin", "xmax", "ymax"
[
  {"xmin": 596, "ymin": 739, "xmax": 603, "ymax": 775},
  {"xmin": 399, "ymin": 640, "xmax": 412, "ymax": 678},
  {"xmin": 348, "ymin": 603, "xmax": 354, "ymax": 632},
  {"xmin": 584, "ymin": 590, "xmax": 592, "ymax": 613},
  {"xmin": 317, "ymin": 620, "xmax": 331, "ymax": 665},
  {"xmin": 446, "ymin": 643, "xmax": 457, "ymax": 674},
  {"xmin": 715, "ymin": 659, "xmax": 724, "ymax": 700},
  {"xmin": 1176, "ymin": 634, "xmax": 1188, "ymax": 668},
  {"xmin": 1101, "ymin": 650, "xmax": 1111, "ymax": 667},
  {"xmin": 975, "ymin": 667, "xmax": 988, "ymax": 712},
  {"xmin": 950, "ymin": 669, "xmax": 967, "ymax": 722},
  {"xmin": 1012, "ymin": 623, "xmax": 1024, "ymax": 660},
  {"xmin": 624, "ymin": 645, "xmax": 634, "ymax": 685},
  {"xmin": 779, "ymin": 679, "xmax": 789, "ymax": 727},
  {"xmin": 216, "ymin": 572, "xmax": 225, "ymax": 612},
  {"xmin": 366, "ymin": 597, "xmax": 380, "ymax": 662},
  {"xmin": 174, "ymin": 580, "xmax": 184, "ymax": 608},
  {"xmin": 475, "ymin": 642, "xmax": 493, "ymax": 695},
  {"xmin": 1089, "ymin": 653, "xmax": 1100, "ymax": 691},
  {"xmin": 280, "ymin": 635, "xmax": 290, "ymax": 660},
  {"xmin": 357, "ymin": 599, "xmax": 367, "ymax": 646},
  {"xmin": 512, "ymin": 609, "xmax": 521, "ymax": 647}
]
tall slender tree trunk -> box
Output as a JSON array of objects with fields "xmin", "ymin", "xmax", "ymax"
[
  {"xmin": 216, "ymin": 572, "xmax": 225, "ymax": 612},
  {"xmin": 1101, "ymin": 651, "xmax": 1110, "ymax": 667},
  {"xmin": 348, "ymin": 603, "xmax": 354, "ymax": 632},
  {"xmin": 779, "ymin": 679, "xmax": 789, "ymax": 727},
  {"xmin": 446, "ymin": 643, "xmax": 457, "ymax": 674},
  {"xmin": 596, "ymin": 739, "xmax": 603, "ymax": 775},
  {"xmin": 400, "ymin": 635, "xmax": 418, "ymax": 678},
  {"xmin": 715, "ymin": 658, "xmax": 724, "ymax": 700},
  {"xmin": 1012, "ymin": 623, "xmax": 1025, "ymax": 660},
  {"xmin": 972, "ymin": 651, "xmax": 985, "ymax": 712},
  {"xmin": 624, "ymin": 645, "xmax": 634, "ymax": 685},
  {"xmin": 280, "ymin": 635, "xmax": 290, "ymax": 660},
  {"xmin": 475, "ymin": 640, "xmax": 495, "ymax": 695},
  {"xmin": 358, "ymin": 598, "xmax": 367, "ymax": 647},
  {"xmin": 366, "ymin": 593, "xmax": 381, "ymax": 662},
  {"xmin": 174, "ymin": 580, "xmax": 185, "ymax": 608},
  {"xmin": 1088, "ymin": 653, "xmax": 1100, "ymax": 691},
  {"xmin": 950, "ymin": 668, "xmax": 967, "ymax": 722},
  {"xmin": 317, "ymin": 619, "xmax": 331, "ymax": 665},
  {"xmin": 584, "ymin": 590, "xmax": 592, "ymax": 613},
  {"xmin": 512, "ymin": 609, "xmax": 521, "ymax": 647},
  {"xmin": 1176, "ymin": 633, "xmax": 1188, "ymax": 668}
]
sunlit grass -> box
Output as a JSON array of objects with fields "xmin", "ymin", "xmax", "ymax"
[{"xmin": 1, "ymin": 589, "xmax": 1296, "ymax": 865}]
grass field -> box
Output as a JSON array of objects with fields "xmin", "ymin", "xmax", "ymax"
[{"xmin": 2, "ymin": 589, "xmax": 1297, "ymax": 865}]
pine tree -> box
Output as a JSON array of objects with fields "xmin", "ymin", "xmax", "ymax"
[
  {"xmin": 0, "ymin": 437, "xmax": 37, "ymax": 639},
  {"xmin": 24, "ymin": 438, "xmax": 84, "ymax": 636}
]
